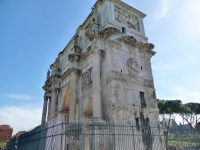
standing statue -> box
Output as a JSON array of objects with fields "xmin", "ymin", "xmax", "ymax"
[
  {"xmin": 47, "ymin": 70, "xmax": 50, "ymax": 79},
  {"xmin": 74, "ymin": 34, "xmax": 79, "ymax": 47}
]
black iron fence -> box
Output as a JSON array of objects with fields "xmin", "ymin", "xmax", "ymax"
[{"xmin": 6, "ymin": 119, "xmax": 200, "ymax": 150}]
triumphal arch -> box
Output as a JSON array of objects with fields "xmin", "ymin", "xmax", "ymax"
[{"xmin": 41, "ymin": 0, "xmax": 164, "ymax": 149}]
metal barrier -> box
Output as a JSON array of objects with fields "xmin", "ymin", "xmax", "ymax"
[{"xmin": 6, "ymin": 119, "xmax": 200, "ymax": 150}]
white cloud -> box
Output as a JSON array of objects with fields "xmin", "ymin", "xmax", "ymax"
[
  {"xmin": 152, "ymin": 56, "xmax": 196, "ymax": 76},
  {"xmin": 7, "ymin": 94, "xmax": 33, "ymax": 100},
  {"xmin": 0, "ymin": 105, "xmax": 42, "ymax": 135},
  {"xmin": 178, "ymin": 0, "xmax": 200, "ymax": 40},
  {"xmin": 159, "ymin": 86, "xmax": 200, "ymax": 104},
  {"xmin": 156, "ymin": 0, "xmax": 179, "ymax": 20}
]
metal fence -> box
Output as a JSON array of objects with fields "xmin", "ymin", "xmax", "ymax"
[
  {"xmin": 6, "ymin": 119, "xmax": 200, "ymax": 150},
  {"xmin": 167, "ymin": 128, "xmax": 200, "ymax": 150}
]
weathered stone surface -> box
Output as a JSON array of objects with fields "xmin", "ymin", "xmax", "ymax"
[{"xmin": 41, "ymin": 0, "xmax": 163, "ymax": 149}]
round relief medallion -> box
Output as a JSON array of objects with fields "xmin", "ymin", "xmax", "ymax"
[{"xmin": 126, "ymin": 58, "xmax": 139, "ymax": 74}]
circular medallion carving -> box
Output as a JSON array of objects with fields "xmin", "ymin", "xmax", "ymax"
[{"xmin": 126, "ymin": 58, "xmax": 139, "ymax": 74}]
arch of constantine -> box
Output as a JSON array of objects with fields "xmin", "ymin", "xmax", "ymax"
[{"xmin": 40, "ymin": 0, "xmax": 165, "ymax": 149}]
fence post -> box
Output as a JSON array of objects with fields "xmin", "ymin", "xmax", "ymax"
[
  {"xmin": 131, "ymin": 120, "xmax": 136, "ymax": 150},
  {"xmin": 112, "ymin": 120, "xmax": 116, "ymax": 150},
  {"xmin": 37, "ymin": 126, "xmax": 41, "ymax": 150},
  {"xmin": 60, "ymin": 120, "xmax": 63, "ymax": 150}
]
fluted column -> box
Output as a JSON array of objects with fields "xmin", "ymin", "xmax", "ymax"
[
  {"xmin": 69, "ymin": 69, "xmax": 78, "ymax": 121},
  {"xmin": 47, "ymin": 97, "xmax": 51, "ymax": 121},
  {"xmin": 92, "ymin": 47, "xmax": 102, "ymax": 119},
  {"xmin": 50, "ymin": 88, "xmax": 56, "ymax": 120},
  {"xmin": 41, "ymin": 96, "xmax": 48, "ymax": 125}
]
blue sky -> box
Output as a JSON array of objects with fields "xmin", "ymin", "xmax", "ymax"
[{"xmin": 0, "ymin": 0, "xmax": 200, "ymax": 134}]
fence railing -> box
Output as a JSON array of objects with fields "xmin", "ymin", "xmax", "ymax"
[{"xmin": 6, "ymin": 119, "xmax": 200, "ymax": 150}]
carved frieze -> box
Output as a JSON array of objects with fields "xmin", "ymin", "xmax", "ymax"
[
  {"xmin": 126, "ymin": 58, "xmax": 139, "ymax": 75},
  {"xmin": 107, "ymin": 70, "xmax": 154, "ymax": 88},
  {"xmin": 114, "ymin": 5, "xmax": 140, "ymax": 32}
]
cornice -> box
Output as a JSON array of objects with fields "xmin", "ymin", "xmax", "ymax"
[
  {"xmin": 49, "ymin": 75, "xmax": 60, "ymax": 83},
  {"xmin": 85, "ymin": 26, "xmax": 121, "ymax": 41},
  {"xmin": 42, "ymin": 80, "xmax": 52, "ymax": 92},
  {"xmin": 102, "ymin": 27, "xmax": 121, "ymax": 39},
  {"xmin": 68, "ymin": 53, "xmax": 82, "ymax": 62},
  {"xmin": 120, "ymin": 35, "xmax": 155, "ymax": 55}
]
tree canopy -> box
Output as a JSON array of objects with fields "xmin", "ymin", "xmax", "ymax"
[{"xmin": 157, "ymin": 99, "xmax": 200, "ymax": 129}]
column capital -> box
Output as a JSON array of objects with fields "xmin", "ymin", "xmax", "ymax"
[
  {"xmin": 44, "ymin": 92, "xmax": 52, "ymax": 98},
  {"xmin": 71, "ymin": 68, "xmax": 82, "ymax": 76}
]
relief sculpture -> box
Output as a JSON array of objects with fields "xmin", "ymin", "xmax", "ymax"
[
  {"xmin": 114, "ymin": 84, "xmax": 121, "ymax": 102},
  {"xmin": 114, "ymin": 5, "xmax": 140, "ymax": 32},
  {"xmin": 126, "ymin": 58, "xmax": 139, "ymax": 75},
  {"xmin": 107, "ymin": 70, "xmax": 154, "ymax": 88},
  {"xmin": 82, "ymin": 67, "xmax": 93, "ymax": 89}
]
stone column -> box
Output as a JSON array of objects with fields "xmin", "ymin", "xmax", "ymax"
[
  {"xmin": 92, "ymin": 45, "xmax": 102, "ymax": 119},
  {"xmin": 47, "ymin": 97, "xmax": 51, "ymax": 121},
  {"xmin": 50, "ymin": 88, "xmax": 56, "ymax": 120},
  {"xmin": 69, "ymin": 69, "xmax": 78, "ymax": 121},
  {"xmin": 41, "ymin": 96, "xmax": 48, "ymax": 125}
]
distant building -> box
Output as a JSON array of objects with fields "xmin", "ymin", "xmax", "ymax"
[
  {"xmin": 0, "ymin": 125, "xmax": 13, "ymax": 142},
  {"xmin": 12, "ymin": 131, "xmax": 26, "ymax": 143}
]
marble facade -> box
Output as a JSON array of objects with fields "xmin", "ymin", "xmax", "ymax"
[
  {"xmin": 40, "ymin": 1, "xmax": 162, "ymax": 148},
  {"xmin": 41, "ymin": 0, "xmax": 159, "ymax": 125}
]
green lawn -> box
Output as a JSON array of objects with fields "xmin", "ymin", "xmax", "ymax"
[{"xmin": 0, "ymin": 142, "xmax": 6, "ymax": 147}]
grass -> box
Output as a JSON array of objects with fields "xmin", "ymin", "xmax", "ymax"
[
  {"xmin": 0, "ymin": 142, "xmax": 6, "ymax": 147},
  {"xmin": 167, "ymin": 133, "xmax": 200, "ymax": 147}
]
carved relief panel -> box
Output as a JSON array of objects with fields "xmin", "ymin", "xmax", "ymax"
[
  {"xmin": 114, "ymin": 5, "xmax": 140, "ymax": 32},
  {"xmin": 82, "ymin": 67, "xmax": 93, "ymax": 89}
]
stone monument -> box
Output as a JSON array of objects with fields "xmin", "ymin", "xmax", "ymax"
[{"xmin": 41, "ymin": 0, "xmax": 163, "ymax": 149}]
